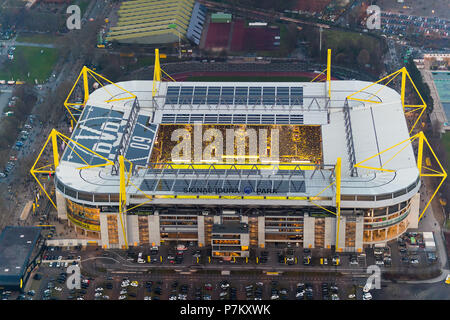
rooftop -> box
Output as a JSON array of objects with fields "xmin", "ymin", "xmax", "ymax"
[
  {"xmin": 55, "ymin": 79, "xmax": 419, "ymax": 205},
  {"xmin": 0, "ymin": 226, "xmax": 41, "ymax": 286}
]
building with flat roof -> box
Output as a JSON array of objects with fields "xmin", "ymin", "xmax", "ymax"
[
  {"xmin": 211, "ymin": 12, "xmax": 232, "ymax": 23},
  {"xmin": 51, "ymin": 73, "xmax": 426, "ymax": 254},
  {"xmin": 0, "ymin": 226, "xmax": 43, "ymax": 290}
]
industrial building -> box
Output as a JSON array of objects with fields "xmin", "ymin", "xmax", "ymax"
[
  {"xmin": 106, "ymin": 0, "xmax": 206, "ymax": 45},
  {"xmin": 34, "ymin": 52, "xmax": 445, "ymax": 257},
  {"xmin": 0, "ymin": 227, "xmax": 44, "ymax": 291}
]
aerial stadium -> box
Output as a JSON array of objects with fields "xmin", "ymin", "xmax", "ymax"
[{"xmin": 33, "ymin": 50, "xmax": 446, "ymax": 256}]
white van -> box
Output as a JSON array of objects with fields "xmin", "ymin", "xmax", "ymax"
[
  {"xmin": 137, "ymin": 252, "xmax": 145, "ymax": 263},
  {"xmin": 363, "ymin": 292, "xmax": 372, "ymax": 300}
]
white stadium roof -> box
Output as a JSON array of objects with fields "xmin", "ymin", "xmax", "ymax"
[{"xmin": 55, "ymin": 80, "xmax": 420, "ymax": 207}]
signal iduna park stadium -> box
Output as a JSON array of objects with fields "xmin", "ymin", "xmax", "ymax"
[{"xmin": 48, "ymin": 52, "xmax": 443, "ymax": 256}]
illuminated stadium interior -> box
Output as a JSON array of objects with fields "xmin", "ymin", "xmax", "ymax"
[{"xmin": 149, "ymin": 124, "xmax": 323, "ymax": 164}]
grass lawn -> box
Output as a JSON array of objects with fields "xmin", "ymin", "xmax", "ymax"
[
  {"xmin": 186, "ymin": 76, "xmax": 311, "ymax": 82},
  {"xmin": 323, "ymin": 29, "xmax": 379, "ymax": 48},
  {"xmin": 0, "ymin": 46, "xmax": 59, "ymax": 83},
  {"xmin": 16, "ymin": 33, "xmax": 60, "ymax": 44}
]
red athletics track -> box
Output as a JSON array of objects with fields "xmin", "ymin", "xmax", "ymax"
[{"xmin": 167, "ymin": 71, "xmax": 333, "ymax": 82}]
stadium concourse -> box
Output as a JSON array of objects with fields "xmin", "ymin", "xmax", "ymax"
[{"xmin": 48, "ymin": 72, "xmax": 424, "ymax": 258}]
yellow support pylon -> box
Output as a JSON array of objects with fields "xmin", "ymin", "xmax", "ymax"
[
  {"xmin": 118, "ymin": 155, "xmax": 129, "ymax": 249},
  {"xmin": 116, "ymin": 156, "xmax": 154, "ymax": 249},
  {"xmin": 335, "ymin": 157, "xmax": 341, "ymax": 251},
  {"xmin": 306, "ymin": 158, "xmax": 341, "ymax": 250},
  {"xmin": 154, "ymin": 49, "xmax": 161, "ymax": 82},
  {"xmin": 64, "ymin": 66, "xmax": 137, "ymax": 124},
  {"xmin": 152, "ymin": 48, "xmax": 161, "ymax": 97},
  {"xmin": 354, "ymin": 131, "xmax": 447, "ymax": 221},
  {"xmin": 327, "ymin": 49, "xmax": 331, "ymax": 99},
  {"xmin": 310, "ymin": 68, "xmax": 327, "ymax": 82},
  {"xmin": 30, "ymin": 129, "xmax": 115, "ymax": 210},
  {"xmin": 346, "ymin": 67, "xmax": 427, "ymax": 134},
  {"xmin": 310, "ymin": 49, "xmax": 332, "ymax": 98},
  {"xmin": 152, "ymin": 48, "xmax": 176, "ymax": 97}
]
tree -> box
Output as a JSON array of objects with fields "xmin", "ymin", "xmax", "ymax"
[{"xmin": 357, "ymin": 49, "xmax": 370, "ymax": 66}]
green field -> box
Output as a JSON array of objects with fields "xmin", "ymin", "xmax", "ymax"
[
  {"xmin": 185, "ymin": 76, "xmax": 311, "ymax": 82},
  {"xmin": 0, "ymin": 46, "xmax": 59, "ymax": 83},
  {"xmin": 16, "ymin": 33, "xmax": 60, "ymax": 44}
]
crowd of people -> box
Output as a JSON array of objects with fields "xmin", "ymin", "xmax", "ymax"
[{"xmin": 149, "ymin": 124, "xmax": 323, "ymax": 164}]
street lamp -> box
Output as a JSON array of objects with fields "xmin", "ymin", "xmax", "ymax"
[{"xmin": 168, "ymin": 23, "xmax": 181, "ymax": 59}]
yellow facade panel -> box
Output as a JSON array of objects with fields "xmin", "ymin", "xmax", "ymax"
[
  {"xmin": 120, "ymin": 2, "xmax": 192, "ymax": 16},
  {"xmin": 118, "ymin": 10, "xmax": 190, "ymax": 26},
  {"xmin": 107, "ymin": 28, "xmax": 185, "ymax": 41},
  {"xmin": 117, "ymin": 16, "xmax": 189, "ymax": 31},
  {"xmin": 121, "ymin": 0, "xmax": 193, "ymax": 10}
]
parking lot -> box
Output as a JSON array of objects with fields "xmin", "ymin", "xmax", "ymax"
[
  {"xmin": 115, "ymin": 242, "xmax": 370, "ymax": 271},
  {"xmin": 25, "ymin": 264, "xmax": 361, "ymax": 301},
  {"xmin": 1, "ymin": 227, "xmax": 440, "ymax": 301}
]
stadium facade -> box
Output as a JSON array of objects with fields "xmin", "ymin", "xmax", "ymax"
[{"xmin": 53, "ymin": 75, "xmax": 423, "ymax": 254}]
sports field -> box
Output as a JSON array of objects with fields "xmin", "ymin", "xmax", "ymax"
[
  {"xmin": 0, "ymin": 46, "xmax": 59, "ymax": 83},
  {"xmin": 186, "ymin": 75, "xmax": 311, "ymax": 82}
]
